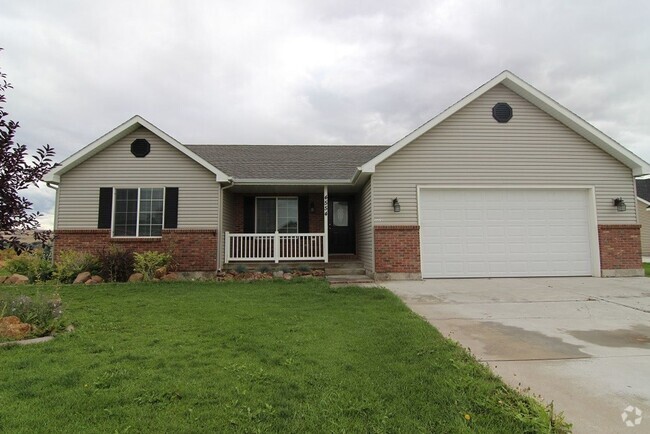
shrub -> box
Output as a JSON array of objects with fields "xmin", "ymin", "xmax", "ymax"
[
  {"xmin": 54, "ymin": 250, "xmax": 100, "ymax": 284},
  {"xmin": 0, "ymin": 292, "xmax": 64, "ymax": 337},
  {"xmin": 133, "ymin": 251, "xmax": 173, "ymax": 281},
  {"xmin": 235, "ymin": 264, "xmax": 248, "ymax": 274},
  {"xmin": 281, "ymin": 265, "xmax": 292, "ymax": 274},
  {"xmin": 297, "ymin": 264, "xmax": 311, "ymax": 273},
  {"xmin": 5, "ymin": 249, "xmax": 55, "ymax": 283},
  {"xmin": 98, "ymin": 245, "xmax": 134, "ymax": 282}
]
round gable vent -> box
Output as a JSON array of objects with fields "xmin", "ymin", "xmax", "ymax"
[
  {"xmin": 492, "ymin": 102, "xmax": 513, "ymax": 123},
  {"xmin": 131, "ymin": 139, "xmax": 150, "ymax": 157}
]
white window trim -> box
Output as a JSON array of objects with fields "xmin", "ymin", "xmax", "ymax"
[
  {"xmin": 254, "ymin": 196, "xmax": 299, "ymax": 233},
  {"xmin": 111, "ymin": 187, "xmax": 166, "ymax": 238}
]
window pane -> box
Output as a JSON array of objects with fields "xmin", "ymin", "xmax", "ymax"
[
  {"xmin": 333, "ymin": 201, "xmax": 348, "ymax": 227},
  {"xmin": 137, "ymin": 188, "xmax": 164, "ymax": 237},
  {"xmin": 256, "ymin": 198, "xmax": 276, "ymax": 233},
  {"xmin": 114, "ymin": 189, "xmax": 138, "ymax": 236},
  {"xmin": 277, "ymin": 198, "xmax": 298, "ymax": 233}
]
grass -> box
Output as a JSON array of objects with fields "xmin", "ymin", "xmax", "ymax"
[
  {"xmin": 0, "ymin": 280, "xmax": 567, "ymax": 433},
  {"xmin": 644, "ymin": 263, "xmax": 650, "ymax": 276}
]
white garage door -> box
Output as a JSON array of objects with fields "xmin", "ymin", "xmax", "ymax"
[{"xmin": 419, "ymin": 188, "xmax": 594, "ymax": 278}]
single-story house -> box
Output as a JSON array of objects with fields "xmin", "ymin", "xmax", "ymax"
[
  {"xmin": 44, "ymin": 71, "xmax": 650, "ymax": 278},
  {"xmin": 637, "ymin": 179, "xmax": 650, "ymax": 256}
]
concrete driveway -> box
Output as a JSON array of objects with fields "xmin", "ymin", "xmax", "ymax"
[{"xmin": 383, "ymin": 277, "xmax": 650, "ymax": 433}]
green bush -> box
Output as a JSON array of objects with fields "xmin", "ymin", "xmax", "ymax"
[
  {"xmin": 0, "ymin": 292, "xmax": 64, "ymax": 338},
  {"xmin": 133, "ymin": 251, "xmax": 173, "ymax": 281},
  {"xmin": 97, "ymin": 245, "xmax": 134, "ymax": 282},
  {"xmin": 235, "ymin": 264, "xmax": 248, "ymax": 274},
  {"xmin": 5, "ymin": 250, "xmax": 55, "ymax": 283},
  {"xmin": 54, "ymin": 250, "xmax": 100, "ymax": 284}
]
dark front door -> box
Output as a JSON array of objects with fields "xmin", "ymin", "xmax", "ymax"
[{"xmin": 328, "ymin": 197, "xmax": 355, "ymax": 254}]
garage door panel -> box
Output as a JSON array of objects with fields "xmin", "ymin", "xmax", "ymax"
[{"xmin": 420, "ymin": 188, "xmax": 593, "ymax": 278}]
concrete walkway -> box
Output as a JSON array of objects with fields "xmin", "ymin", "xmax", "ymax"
[{"xmin": 382, "ymin": 277, "xmax": 650, "ymax": 433}]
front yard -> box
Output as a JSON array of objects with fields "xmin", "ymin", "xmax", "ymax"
[{"xmin": 0, "ymin": 280, "xmax": 566, "ymax": 433}]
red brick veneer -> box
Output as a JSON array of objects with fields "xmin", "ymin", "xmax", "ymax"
[
  {"xmin": 374, "ymin": 225, "xmax": 421, "ymax": 273},
  {"xmin": 598, "ymin": 225, "xmax": 642, "ymax": 271},
  {"xmin": 53, "ymin": 229, "xmax": 218, "ymax": 271}
]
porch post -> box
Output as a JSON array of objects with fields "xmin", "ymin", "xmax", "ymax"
[
  {"xmin": 323, "ymin": 185, "xmax": 328, "ymax": 263},
  {"xmin": 274, "ymin": 231, "xmax": 280, "ymax": 263},
  {"xmin": 224, "ymin": 231, "xmax": 230, "ymax": 264}
]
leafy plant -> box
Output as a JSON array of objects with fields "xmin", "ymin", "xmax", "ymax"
[
  {"xmin": 235, "ymin": 264, "xmax": 248, "ymax": 274},
  {"xmin": 0, "ymin": 49, "xmax": 57, "ymax": 253},
  {"xmin": 133, "ymin": 251, "xmax": 172, "ymax": 281},
  {"xmin": 281, "ymin": 266, "xmax": 292, "ymax": 274},
  {"xmin": 0, "ymin": 291, "xmax": 64, "ymax": 337},
  {"xmin": 5, "ymin": 249, "xmax": 54, "ymax": 283},
  {"xmin": 297, "ymin": 264, "xmax": 311, "ymax": 273},
  {"xmin": 54, "ymin": 250, "xmax": 100, "ymax": 283},
  {"xmin": 258, "ymin": 265, "xmax": 271, "ymax": 273},
  {"xmin": 97, "ymin": 245, "xmax": 134, "ymax": 282}
]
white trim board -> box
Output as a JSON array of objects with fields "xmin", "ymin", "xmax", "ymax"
[
  {"xmin": 44, "ymin": 115, "xmax": 231, "ymax": 183},
  {"xmin": 361, "ymin": 71, "xmax": 650, "ymax": 176}
]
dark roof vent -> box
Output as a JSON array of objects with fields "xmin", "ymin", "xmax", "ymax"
[
  {"xmin": 131, "ymin": 139, "xmax": 150, "ymax": 157},
  {"xmin": 492, "ymin": 102, "xmax": 513, "ymax": 123}
]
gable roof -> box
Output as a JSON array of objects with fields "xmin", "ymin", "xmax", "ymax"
[
  {"xmin": 360, "ymin": 71, "xmax": 650, "ymax": 177},
  {"xmin": 43, "ymin": 115, "xmax": 231, "ymax": 183},
  {"xmin": 637, "ymin": 179, "xmax": 650, "ymax": 205},
  {"xmin": 186, "ymin": 144, "xmax": 387, "ymax": 183}
]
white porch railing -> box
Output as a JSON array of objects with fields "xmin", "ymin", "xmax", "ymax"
[{"xmin": 225, "ymin": 232, "xmax": 326, "ymax": 263}]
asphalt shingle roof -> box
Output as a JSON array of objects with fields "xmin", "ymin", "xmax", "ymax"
[
  {"xmin": 186, "ymin": 145, "xmax": 389, "ymax": 181},
  {"xmin": 637, "ymin": 179, "xmax": 650, "ymax": 202}
]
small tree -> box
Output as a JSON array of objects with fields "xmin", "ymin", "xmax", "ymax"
[{"xmin": 0, "ymin": 50, "xmax": 57, "ymax": 253}]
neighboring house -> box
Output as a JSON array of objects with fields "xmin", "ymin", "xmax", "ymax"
[
  {"xmin": 44, "ymin": 71, "xmax": 650, "ymax": 278},
  {"xmin": 637, "ymin": 179, "xmax": 650, "ymax": 256}
]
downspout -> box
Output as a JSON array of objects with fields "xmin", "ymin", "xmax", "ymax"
[
  {"xmin": 218, "ymin": 180, "xmax": 235, "ymax": 271},
  {"xmin": 45, "ymin": 182, "xmax": 59, "ymax": 263}
]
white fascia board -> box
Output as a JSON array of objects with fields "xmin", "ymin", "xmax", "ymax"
[
  {"xmin": 43, "ymin": 115, "xmax": 232, "ymax": 183},
  {"xmin": 638, "ymin": 197, "xmax": 650, "ymax": 207},
  {"xmin": 360, "ymin": 71, "xmax": 650, "ymax": 176},
  {"xmin": 233, "ymin": 178, "xmax": 355, "ymax": 185}
]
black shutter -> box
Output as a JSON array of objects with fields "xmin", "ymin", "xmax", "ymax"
[
  {"xmin": 164, "ymin": 187, "xmax": 179, "ymax": 229},
  {"xmin": 243, "ymin": 196, "xmax": 255, "ymax": 233},
  {"xmin": 97, "ymin": 188, "xmax": 113, "ymax": 229},
  {"xmin": 298, "ymin": 196, "xmax": 309, "ymax": 233}
]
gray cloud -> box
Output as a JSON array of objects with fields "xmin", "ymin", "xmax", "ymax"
[{"xmin": 1, "ymin": 0, "xmax": 649, "ymax": 229}]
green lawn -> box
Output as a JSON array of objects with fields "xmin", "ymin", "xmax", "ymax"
[
  {"xmin": 644, "ymin": 263, "xmax": 650, "ymax": 276},
  {"xmin": 0, "ymin": 280, "xmax": 567, "ymax": 433}
]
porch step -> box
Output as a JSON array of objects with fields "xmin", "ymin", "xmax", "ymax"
[
  {"xmin": 326, "ymin": 275, "xmax": 375, "ymax": 284},
  {"xmin": 324, "ymin": 267, "xmax": 367, "ymax": 276}
]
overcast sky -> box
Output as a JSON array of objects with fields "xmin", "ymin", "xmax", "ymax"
[{"xmin": 1, "ymin": 0, "xmax": 649, "ymax": 229}]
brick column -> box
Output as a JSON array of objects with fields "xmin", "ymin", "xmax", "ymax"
[
  {"xmin": 374, "ymin": 225, "xmax": 421, "ymax": 279},
  {"xmin": 598, "ymin": 224, "xmax": 644, "ymax": 277}
]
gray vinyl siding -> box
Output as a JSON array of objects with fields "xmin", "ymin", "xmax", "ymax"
[
  {"xmin": 372, "ymin": 84, "xmax": 637, "ymax": 225},
  {"xmin": 357, "ymin": 178, "xmax": 374, "ymax": 272},
  {"xmin": 220, "ymin": 188, "xmax": 235, "ymax": 266},
  {"xmin": 637, "ymin": 199, "xmax": 650, "ymax": 255},
  {"xmin": 56, "ymin": 127, "xmax": 220, "ymax": 229}
]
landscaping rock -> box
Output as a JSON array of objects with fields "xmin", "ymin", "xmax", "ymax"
[
  {"xmin": 283, "ymin": 273, "xmax": 293, "ymax": 281},
  {"xmin": 128, "ymin": 273, "xmax": 144, "ymax": 282},
  {"xmin": 162, "ymin": 272, "xmax": 178, "ymax": 281},
  {"xmin": 73, "ymin": 271, "xmax": 91, "ymax": 284},
  {"xmin": 8, "ymin": 274, "xmax": 29, "ymax": 285},
  {"xmin": 273, "ymin": 270, "xmax": 284, "ymax": 278},
  {"xmin": 154, "ymin": 267, "xmax": 167, "ymax": 279},
  {"xmin": 224, "ymin": 274, "xmax": 234, "ymax": 281},
  {"xmin": 84, "ymin": 279, "xmax": 97, "ymax": 285},
  {"xmin": 91, "ymin": 275, "xmax": 104, "ymax": 283},
  {"xmin": 0, "ymin": 275, "xmax": 7, "ymax": 284},
  {"xmin": 0, "ymin": 316, "xmax": 31, "ymax": 339},
  {"xmin": 312, "ymin": 270, "xmax": 325, "ymax": 277}
]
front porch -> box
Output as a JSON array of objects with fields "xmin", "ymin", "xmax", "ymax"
[{"xmin": 221, "ymin": 185, "xmax": 360, "ymax": 266}]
